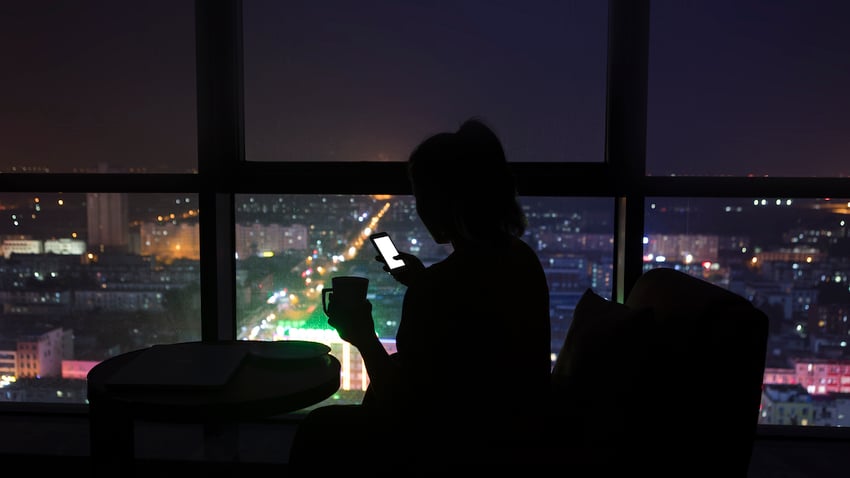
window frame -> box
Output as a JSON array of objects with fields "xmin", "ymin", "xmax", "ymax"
[
  {"xmin": 1, "ymin": 0, "xmax": 848, "ymax": 441},
  {"xmin": 197, "ymin": 0, "xmax": 850, "ymax": 441}
]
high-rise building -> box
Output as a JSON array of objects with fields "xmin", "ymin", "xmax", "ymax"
[{"xmin": 86, "ymin": 192, "xmax": 129, "ymax": 254}]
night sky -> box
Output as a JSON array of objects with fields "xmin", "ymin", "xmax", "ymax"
[{"xmin": 2, "ymin": 1, "xmax": 848, "ymax": 176}]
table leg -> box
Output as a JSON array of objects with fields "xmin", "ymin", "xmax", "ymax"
[
  {"xmin": 202, "ymin": 422, "xmax": 240, "ymax": 462},
  {"xmin": 89, "ymin": 401, "xmax": 135, "ymax": 477}
]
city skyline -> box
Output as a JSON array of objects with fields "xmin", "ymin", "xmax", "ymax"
[{"xmin": 1, "ymin": 193, "xmax": 849, "ymax": 429}]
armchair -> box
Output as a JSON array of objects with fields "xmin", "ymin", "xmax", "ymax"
[{"xmin": 549, "ymin": 267, "xmax": 769, "ymax": 475}]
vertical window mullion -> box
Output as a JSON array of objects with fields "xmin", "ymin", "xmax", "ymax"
[
  {"xmin": 195, "ymin": 0, "xmax": 244, "ymax": 340},
  {"xmin": 606, "ymin": 0, "xmax": 650, "ymax": 301}
]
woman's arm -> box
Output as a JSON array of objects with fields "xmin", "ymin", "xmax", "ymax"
[{"xmin": 326, "ymin": 300, "xmax": 398, "ymax": 399}]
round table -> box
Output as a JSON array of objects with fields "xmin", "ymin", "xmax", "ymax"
[{"xmin": 86, "ymin": 340, "xmax": 340, "ymax": 475}]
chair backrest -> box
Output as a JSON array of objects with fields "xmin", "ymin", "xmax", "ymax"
[
  {"xmin": 625, "ymin": 267, "xmax": 769, "ymax": 476},
  {"xmin": 549, "ymin": 267, "xmax": 768, "ymax": 475}
]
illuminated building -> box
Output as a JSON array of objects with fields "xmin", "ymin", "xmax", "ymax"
[{"xmin": 86, "ymin": 192, "xmax": 129, "ymax": 254}]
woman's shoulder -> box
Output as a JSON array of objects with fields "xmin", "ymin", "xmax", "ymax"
[{"xmin": 428, "ymin": 238, "xmax": 543, "ymax": 275}]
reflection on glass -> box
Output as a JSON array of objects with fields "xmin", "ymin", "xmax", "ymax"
[
  {"xmin": 234, "ymin": 194, "xmax": 613, "ymax": 405},
  {"xmin": 646, "ymin": 197, "xmax": 850, "ymax": 427},
  {"xmin": 0, "ymin": 193, "xmax": 201, "ymax": 404}
]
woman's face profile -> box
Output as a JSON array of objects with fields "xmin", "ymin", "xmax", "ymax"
[{"xmin": 413, "ymin": 186, "xmax": 451, "ymax": 244}]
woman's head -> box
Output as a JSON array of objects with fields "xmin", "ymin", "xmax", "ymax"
[{"xmin": 408, "ymin": 118, "xmax": 526, "ymax": 245}]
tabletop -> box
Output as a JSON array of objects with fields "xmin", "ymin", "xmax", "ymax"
[{"xmin": 87, "ymin": 340, "xmax": 342, "ymax": 421}]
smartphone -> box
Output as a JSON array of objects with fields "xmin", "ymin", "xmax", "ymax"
[{"xmin": 369, "ymin": 232, "xmax": 406, "ymax": 270}]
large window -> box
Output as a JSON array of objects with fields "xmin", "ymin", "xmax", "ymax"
[
  {"xmin": 0, "ymin": 1, "xmax": 197, "ymax": 173},
  {"xmin": 2, "ymin": 0, "xmax": 849, "ymax": 436},
  {"xmin": 0, "ymin": 0, "xmax": 199, "ymax": 404},
  {"xmin": 234, "ymin": 194, "xmax": 613, "ymax": 405},
  {"xmin": 645, "ymin": 196, "xmax": 850, "ymax": 426},
  {"xmin": 647, "ymin": 0, "xmax": 850, "ymax": 177},
  {"xmin": 0, "ymin": 193, "xmax": 201, "ymax": 403},
  {"xmin": 242, "ymin": 0, "xmax": 609, "ymax": 164}
]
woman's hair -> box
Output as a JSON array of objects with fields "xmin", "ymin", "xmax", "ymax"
[{"xmin": 408, "ymin": 117, "xmax": 527, "ymax": 243}]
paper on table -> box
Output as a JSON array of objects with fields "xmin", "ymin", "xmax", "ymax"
[{"xmin": 104, "ymin": 342, "xmax": 248, "ymax": 390}]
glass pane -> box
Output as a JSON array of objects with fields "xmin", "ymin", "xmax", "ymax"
[
  {"xmin": 234, "ymin": 194, "xmax": 614, "ymax": 407},
  {"xmin": 0, "ymin": 2, "xmax": 197, "ymax": 173},
  {"xmin": 646, "ymin": 196, "xmax": 850, "ymax": 427},
  {"xmin": 0, "ymin": 193, "xmax": 201, "ymax": 404},
  {"xmin": 242, "ymin": 0, "xmax": 608, "ymax": 163},
  {"xmin": 647, "ymin": 1, "xmax": 850, "ymax": 177}
]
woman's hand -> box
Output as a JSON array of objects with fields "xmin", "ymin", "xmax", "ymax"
[
  {"xmin": 326, "ymin": 298, "xmax": 375, "ymax": 348},
  {"xmin": 376, "ymin": 251, "xmax": 425, "ymax": 287}
]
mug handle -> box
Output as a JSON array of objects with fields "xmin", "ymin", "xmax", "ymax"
[{"xmin": 321, "ymin": 287, "xmax": 333, "ymax": 315}]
